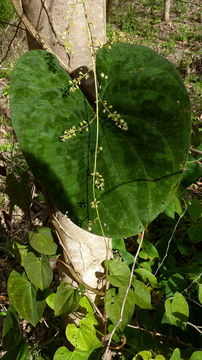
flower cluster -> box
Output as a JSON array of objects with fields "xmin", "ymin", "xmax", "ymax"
[
  {"xmin": 90, "ymin": 199, "xmax": 100, "ymax": 208},
  {"xmin": 69, "ymin": 70, "xmax": 90, "ymax": 92},
  {"xmin": 91, "ymin": 171, "xmax": 105, "ymax": 191},
  {"xmin": 102, "ymin": 100, "xmax": 128, "ymax": 131},
  {"xmin": 60, "ymin": 120, "xmax": 89, "ymax": 141}
]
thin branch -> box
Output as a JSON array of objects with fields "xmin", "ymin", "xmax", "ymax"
[
  {"xmin": 189, "ymin": 146, "xmax": 202, "ymax": 156},
  {"xmin": 0, "ymin": 20, "xmax": 22, "ymax": 64},
  {"xmin": 102, "ymin": 231, "xmax": 145, "ymax": 360},
  {"xmin": 183, "ymin": 273, "xmax": 202, "ymax": 293},
  {"xmin": 154, "ymin": 206, "xmax": 187, "ymax": 276},
  {"xmin": 127, "ymin": 324, "xmax": 197, "ymax": 349},
  {"xmin": 187, "ymin": 298, "xmax": 202, "ymax": 308},
  {"xmin": 187, "ymin": 322, "xmax": 202, "ymax": 334}
]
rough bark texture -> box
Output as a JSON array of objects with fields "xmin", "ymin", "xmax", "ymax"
[
  {"xmin": 22, "ymin": 0, "xmax": 106, "ymax": 71},
  {"xmin": 163, "ymin": 0, "xmax": 172, "ymax": 22}
]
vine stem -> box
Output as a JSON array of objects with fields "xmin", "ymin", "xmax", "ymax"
[
  {"xmin": 183, "ymin": 273, "xmax": 202, "ymax": 294},
  {"xmin": 81, "ymin": 0, "xmax": 109, "ymax": 244},
  {"xmin": 154, "ymin": 205, "xmax": 187, "ymax": 276},
  {"xmin": 102, "ymin": 231, "xmax": 145, "ymax": 359},
  {"xmin": 81, "ymin": 1, "xmax": 111, "ymax": 337},
  {"xmin": 187, "ymin": 322, "xmax": 202, "ymax": 334}
]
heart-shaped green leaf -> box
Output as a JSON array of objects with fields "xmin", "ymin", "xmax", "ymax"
[
  {"xmin": 54, "ymin": 282, "xmax": 80, "ymax": 316},
  {"xmin": 65, "ymin": 318, "xmax": 101, "ymax": 351},
  {"xmin": 24, "ymin": 252, "xmax": 53, "ymax": 290},
  {"xmin": 105, "ymin": 286, "xmax": 136, "ymax": 332},
  {"xmin": 106, "ymin": 259, "xmax": 130, "ymax": 287},
  {"xmin": 132, "ymin": 279, "xmax": 153, "ymax": 309},
  {"xmin": 10, "ymin": 45, "xmax": 191, "ymax": 237},
  {"xmin": 29, "ymin": 227, "xmax": 57, "ymax": 255},
  {"xmin": 165, "ymin": 292, "xmax": 189, "ymax": 330},
  {"xmin": 7, "ymin": 270, "xmax": 46, "ymax": 326}
]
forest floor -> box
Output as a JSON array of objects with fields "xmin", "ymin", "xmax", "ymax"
[{"xmin": 0, "ymin": 0, "xmax": 201, "ymax": 358}]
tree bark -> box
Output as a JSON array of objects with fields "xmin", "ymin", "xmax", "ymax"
[{"xmin": 21, "ymin": 0, "xmax": 106, "ymax": 72}]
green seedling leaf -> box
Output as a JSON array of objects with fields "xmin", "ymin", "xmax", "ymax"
[
  {"xmin": 29, "ymin": 227, "xmax": 57, "ymax": 255},
  {"xmin": 198, "ymin": 284, "xmax": 202, "ymax": 304},
  {"xmin": 24, "ymin": 252, "xmax": 53, "ymax": 290},
  {"xmin": 165, "ymin": 292, "xmax": 189, "ymax": 330},
  {"xmin": 54, "ymin": 346, "xmax": 93, "ymax": 360},
  {"xmin": 139, "ymin": 240, "xmax": 159, "ymax": 261},
  {"xmin": 46, "ymin": 291, "xmax": 56, "ymax": 310},
  {"xmin": 132, "ymin": 279, "xmax": 153, "ymax": 309},
  {"xmin": 134, "ymin": 268, "xmax": 157, "ymax": 287},
  {"xmin": 154, "ymin": 356, "xmax": 165, "ymax": 360},
  {"xmin": 170, "ymin": 348, "xmax": 182, "ymax": 360},
  {"xmin": 11, "ymin": 45, "xmax": 191, "ymax": 238},
  {"xmin": 188, "ymin": 221, "xmax": 202, "ymax": 244},
  {"xmin": 66, "ymin": 317, "xmax": 101, "ymax": 351},
  {"xmin": 54, "ymin": 282, "xmax": 80, "ymax": 316},
  {"xmin": 106, "ymin": 259, "xmax": 130, "ymax": 287},
  {"xmin": 190, "ymin": 351, "xmax": 202, "ymax": 360},
  {"xmin": 133, "ymin": 351, "xmax": 152, "ymax": 360},
  {"xmin": 105, "ymin": 286, "xmax": 135, "ymax": 332},
  {"xmin": 187, "ymin": 198, "xmax": 202, "ymax": 222},
  {"xmin": 79, "ymin": 296, "xmax": 94, "ymax": 314},
  {"xmin": 7, "ymin": 270, "xmax": 46, "ymax": 326},
  {"xmin": 3, "ymin": 305, "xmax": 21, "ymax": 351},
  {"xmin": 12, "ymin": 241, "xmax": 28, "ymax": 267}
]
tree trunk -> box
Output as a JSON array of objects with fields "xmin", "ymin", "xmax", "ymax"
[
  {"xmin": 21, "ymin": 0, "xmax": 106, "ymax": 72},
  {"xmin": 163, "ymin": 0, "xmax": 172, "ymax": 22}
]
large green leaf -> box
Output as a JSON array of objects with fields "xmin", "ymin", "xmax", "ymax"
[
  {"xmin": 165, "ymin": 292, "xmax": 189, "ymax": 330},
  {"xmin": 10, "ymin": 45, "xmax": 191, "ymax": 237},
  {"xmin": 54, "ymin": 282, "xmax": 80, "ymax": 316},
  {"xmin": 29, "ymin": 227, "xmax": 57, "ymax": 255},
  {"xmin": 106, "ymin": 259, "xmax": 130, "ymax": 287},
  {"xmin": 65, "ymin": 318, "xmax": 101, "ymax": 352},
  {"xmin": 24, "ymin": 252, "xmax": 53, "ymax": 290},
  {"xmin": 132, "ymin": 279, "xmax": 153, "ymax": 309},
  {"xmin": 105, "ymin": 286, "xmax": 136, "ymax": 332},
  {"xmin": 7, "ymin": 270, "xmax": 46, "ymax": 326}
]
